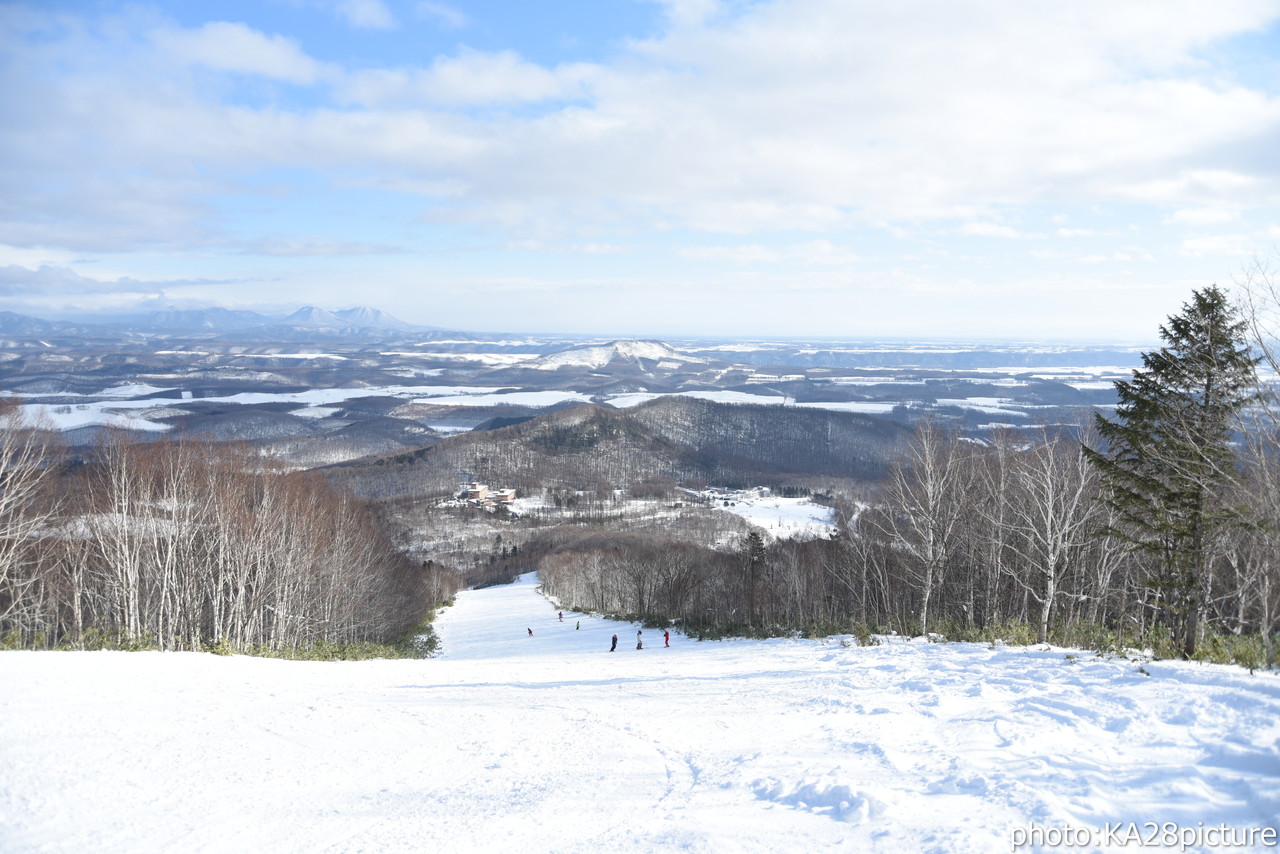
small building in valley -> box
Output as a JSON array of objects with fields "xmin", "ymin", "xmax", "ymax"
[{"xmin": 461, "ymin": 482, "xmax": 517, "ymax": 508}]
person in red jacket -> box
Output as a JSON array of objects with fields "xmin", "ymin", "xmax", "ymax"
[{"xmin": 664, "ymin": 630, "xmax": 670, "ymax": 648}]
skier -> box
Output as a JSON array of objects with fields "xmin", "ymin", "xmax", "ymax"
[
  {"xmin": 527, "ymin": 628, "xmax": 532, "ymax": 637},
  {"xmin": 664, "ymin": 630, "xmax": 670, "ymax": 648},
  {"xmin": 636, "ymin": 629, "xmax": 643, "ymax": 650},
  {"xmin": 558, "ymin": 611, "xmax": 563, "ymax": 622},
  {"xmin": 576, "ymin": 621, "xmax": 580, "ymax": 630},
  {"xmin": 610, "ymin": 634, "xmax": 618, "ymax": 652}
]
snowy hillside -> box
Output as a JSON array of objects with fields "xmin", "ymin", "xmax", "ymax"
[
  {"xmin": 522, "ymin": 339, "xmax": 708, "ymax": 370},
  {"xmin": 2, "ymin": 574, "xmax": 1277, "ymax": 853}
]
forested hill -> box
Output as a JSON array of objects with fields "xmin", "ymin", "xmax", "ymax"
[
  {"xmin": 328, "ymin": 396, "xmax": 908, "ymax": 500},
  {"xmin": 628, "ymin": 396, "xmax": 906, "ymax": 480}
]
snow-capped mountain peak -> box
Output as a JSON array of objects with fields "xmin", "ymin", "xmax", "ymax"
[
  {"xmin": 334, "ymin": 306, "xmax": 415, "ymax": 330},
  {"xmin": 283, "ymin": 306, "xmax": 347, "ymax": 327}
]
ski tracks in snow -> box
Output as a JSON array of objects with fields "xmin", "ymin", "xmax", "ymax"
[{"xmin": 2, "ymin": 573, "xmax": 1278, "ymax": 852}]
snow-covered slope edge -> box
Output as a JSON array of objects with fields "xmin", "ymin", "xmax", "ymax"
[{"xmin": 1, "ymin": 574, "xmax": 1276, "ymax": 853}]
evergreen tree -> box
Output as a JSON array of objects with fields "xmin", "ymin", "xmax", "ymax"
[{"xmin": 1085, "ymin": 286, "xmax": 1258, "ymax": 657}]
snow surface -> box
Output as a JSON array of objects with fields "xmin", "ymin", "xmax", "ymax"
[
  {"xmin": 11, "ymin": 385, "xmax": 575, "ymax": 433},
  {"xmin": 17, "ymin": 403, "xmax": 173, "ymax": 432},
  {"xmin": 381, "ymin": 352, "xmax": 533, "ymax": 366},
  {"xmin": 2, "ymin": 574, "xmax": 1278, "ymax": 853},
  {"xmin": 713, "ymin": 495, "xmax": 837, "ymax": 539}
]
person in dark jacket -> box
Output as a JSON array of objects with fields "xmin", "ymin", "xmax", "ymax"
[{"xmin": 610, "ymin": 634, "xmax": 618, "ymax": 652}]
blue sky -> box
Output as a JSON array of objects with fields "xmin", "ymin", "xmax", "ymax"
[{"xmin": 3, "ymin": 0, "xmax": 1280, "ymax": 340}]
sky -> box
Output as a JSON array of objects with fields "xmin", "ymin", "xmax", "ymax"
[{"xmin": 3, "ymin": 0, "xmax": 1280, "ymax": 341}]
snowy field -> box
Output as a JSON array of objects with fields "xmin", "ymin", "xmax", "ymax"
[
  {"xmin": 714, "ymin": 495, "xmax": 837, "ymax": 539},
  {"xmin": 2, "ymin": 574, "xmax": 1278, "ymax": 853},
  {"xmin": 10, "ymin": 385, "xmax": 593, "ymax": 433}
]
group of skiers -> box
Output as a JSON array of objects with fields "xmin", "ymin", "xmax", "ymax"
[
  {"xmin": 529, "ymin": 613, "xmax": 671, "ymax": 651},
  {"xmin": 609, "ymin": 629, "xmax": 669, "ymax": 651}
]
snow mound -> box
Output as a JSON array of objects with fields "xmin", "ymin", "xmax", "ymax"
[
  {"xmin": 753, "ymin": 774, "xmax": 887, "ymax": 824},
  {"xmin": 523, "ymin": 340, "xmax": 708, "ymax": 371}
]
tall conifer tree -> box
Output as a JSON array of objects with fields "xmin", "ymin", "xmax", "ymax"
[{"xmin": 1085, "ymin": 286, "xmax": 1258, "ymax": 657}]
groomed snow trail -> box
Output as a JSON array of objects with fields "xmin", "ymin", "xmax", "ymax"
[{"xmin": 2, "ymin": 573, "xmax": 1278, "ymax": 853}]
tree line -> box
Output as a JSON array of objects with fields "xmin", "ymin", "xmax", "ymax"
[
  {"xmin": 0, "ymin": 420, "xmax": 453, "ymax": 654},
  {"xmin": 538, "ymin": 285, "xmax": 1280, "ymax": 666}
]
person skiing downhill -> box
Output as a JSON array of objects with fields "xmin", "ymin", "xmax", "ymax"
[
  {"xmin": 664, "ymin": 630, "xmax": 670, "ymax": 648},
  {"xmin": 527, "ymin": 628, "xmax": 532, "ymax": 637},
  {"xmin": 636, "ymin": 629, "xmax": 643, "ymax": 650},
  {"xmin": 610, "ymin": 634, "xmax": 618, "ymax": 652},
  {"xmin": 558, "ymin": 611, "xmax": 563, "ymax": 622}
]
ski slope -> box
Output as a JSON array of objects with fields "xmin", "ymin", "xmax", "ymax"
[{"xmin": 2, "ymin": 574, "xmax": 1278, "ymax": 853}]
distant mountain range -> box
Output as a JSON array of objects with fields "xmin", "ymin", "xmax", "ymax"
[
  {"xmin": 0, "ymin": 311, "xmax": 96, "ymax": 337},
  {"xmin": 0, "ymin": 305, "xmax": 437, "ymax": 338}
]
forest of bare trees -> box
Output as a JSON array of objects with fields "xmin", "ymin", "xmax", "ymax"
[
  {"xmin": 0, "ymin": 413, "xmax": 453, "ymax": 654},
  {"xmin": 534, "ymin": 416, "xmax": 1278, "ymax": 666},
  {"xmin": 537, "ymin": 287, "xmax": 1280, "ymax": 667}
]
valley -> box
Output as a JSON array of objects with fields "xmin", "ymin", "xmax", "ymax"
[{"xmin": 1, "ymin": 307, "xmax": 1136, "ymax": 467}]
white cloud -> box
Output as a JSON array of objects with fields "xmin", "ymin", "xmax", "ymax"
[
  {"xmin": 1180, "ymin": 226, "xmax": 1280, "ymax": 257},
  {"xmin": 0, "ymin": 264, "xmax": 234, "ymax": 314},
  {"xmin": 1116, "ymin": 169, "xmax": 1267, "ymax": 206},
  {"xmin": 959, "ymin": 223, "xmax": 1038, "ymax": 239},
  {"xmin": 333, "ymin": 0, "xmax": 396, "ymax": 30},
  {"xmin": 794, "ymin": 240, "xmax": 861, "ymax": 265},
  {"xmin": 0, "ymin": 245, "xmax": 84, "ymax": 269},
  {"xmin": 1079, "ymin": 252, "xmax": 1134, "ymax": 264},
  {"xmin": 336, "ymin": 50, "xmax": 599, "ymax": 107},
  {"xmin": 680, "ymin": 245, "xmax": 781, "ymax": 264},
  {"xmin": 679, "ymin": 240, "xmax": 860, "ymax": 265},
  {"xmin": 24, "ymin": 1, "xmax": 1280, "ymax": 244},
  {"xmin": 416, "ymin": 1, "xmax": 468, "ymax": 29},
  {"xmin": 654, "ymin": 0, "xmax": 726, "ymax": 28},
  {"xmin": 571, "ymin": 243, "xmax": 630, "ymax": 254},
  {"xmin": 501, "ymin": 240, "xmax": 629, "ymax": 254},
  {"xmin": 152, "ymin": 22, "xmax": 321, "ymax": 84},
  {"xmin": 8, "ymin": 0, "xmax": 1280, "ymax": 338},
  {"xmin": 238, "ymin": 239, "xmax": 401, "ymax": 257},
  {"xmin": 1164, "ymin": 207, "xmax": 1241, "ymax": 225}
]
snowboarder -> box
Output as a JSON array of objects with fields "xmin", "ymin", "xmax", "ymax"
[
  {"xmin": 527, "ymin": 628, "xmax": 532, "ymax": 637},
  {"xmin": 610, "ymin": 634, "xmax": 618, "ymax": 652},
  {"xmin": 664, "ymin": 630, "xmax": 670, "ymax": 648},
  {"xmin": 636, "ymin": 629, "xmax": 643, "ymax": 650}
]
